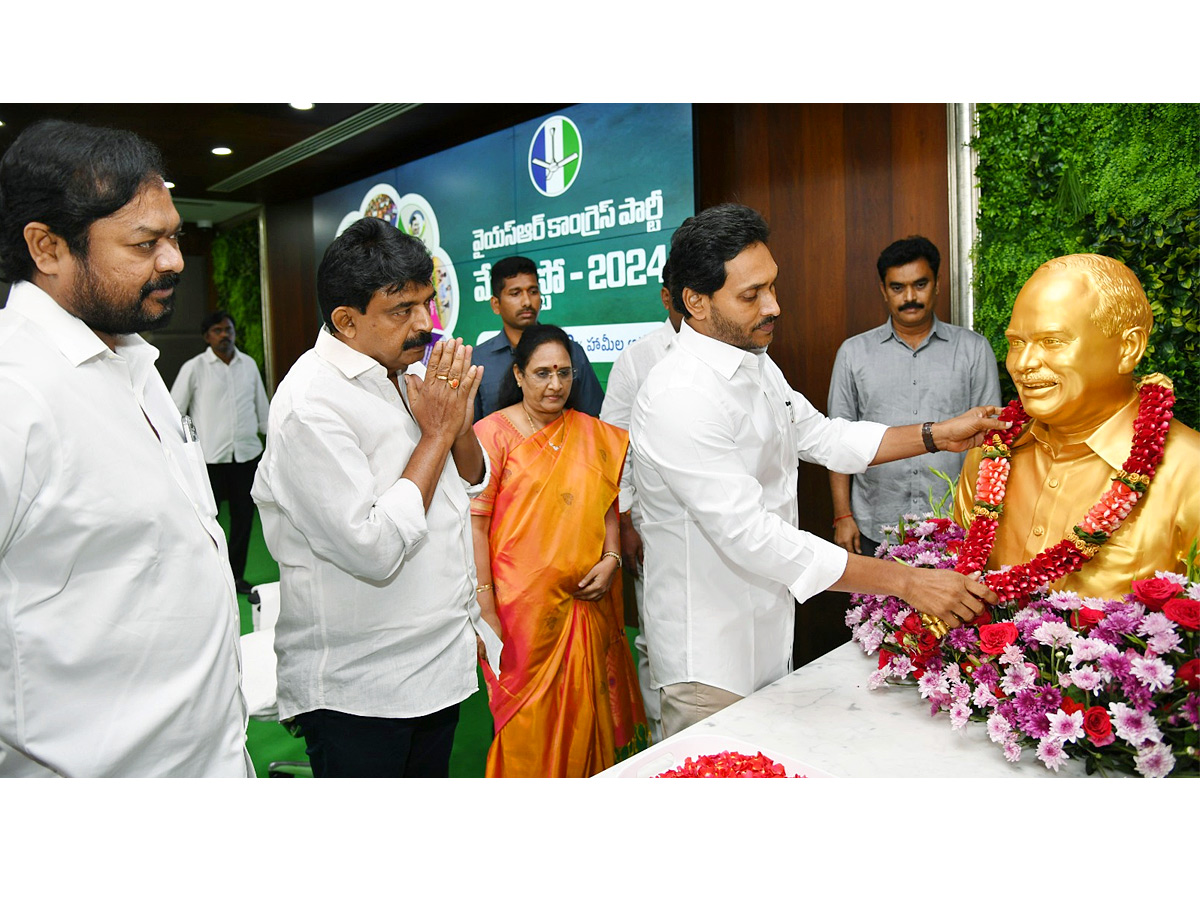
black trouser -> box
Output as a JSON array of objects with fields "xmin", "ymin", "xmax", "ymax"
[
  {"xmin": 206, "ymin": 455, "xmax": 260, "ymax": 581},
  {"xmin": 293, "ymin": 705, "xmax": 461, "ymax": 778}
]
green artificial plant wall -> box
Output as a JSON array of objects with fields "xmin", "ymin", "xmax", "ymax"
[
  {"xmin": 210, "ymin": 218, "xmax": 265, "ymax": 376},
  {"xmin": 971, "ymin": 103, "xmax": 1199, "ymax": 429}
]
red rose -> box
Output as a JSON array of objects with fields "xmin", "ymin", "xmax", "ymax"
[
  {"xmin": 1132, "ymin": 576, "xmax": 1182, "ymax": 611},
  {"xmin": 878, "ymin": 648, "xmax": 894, "ymax": 670},
  {"xmin": 1083, "ymin": 706, "xmax": 1114, "ymax": 747},
  {"xmin": 1060, "ymin": 696, "xmax": 1086, "ymax": 716},
  {"xmin": 902, "ymin": 613, "xmax": 922, "ymax": 634},
  {"xmin": 945, "ymin": 539, "xmax": 964, "ymax": 554},
  {"xmin": 978, "ymin": 622, "xmax": 1019, "ymax": 655},
  {"xmin": 1177, "ymin": 659, "xmax": 1200, "ymax": 689},
  {"xmin": 916, "ymin": 631, "xmax": 938, "ymax": 654},
  {"xmin": 1076, "ymin": 606, "xmax": 1106, "ymax": 629},
  {"xmin": 930, "ymin": 518, "xmax": 953, "ymax": 532},
  {"xmin": 968, "ymin": 608, "xmax": 992, "ymax": 626},
  {"xmin": 1163, "ymin": 598, "xmax": 1200, "ymax": 631}
]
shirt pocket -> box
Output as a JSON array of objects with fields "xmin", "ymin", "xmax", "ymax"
[{"xmin": 922, "ymin": 358, "xmax": 972, "ymax": 420}]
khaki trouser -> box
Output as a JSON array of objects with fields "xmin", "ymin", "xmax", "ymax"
[{"xmin": 659, "ymin": 681, "xmax": 743, "ymax": 738}]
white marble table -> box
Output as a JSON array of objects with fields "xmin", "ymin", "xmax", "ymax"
[{"xmin": 599, "ymin": 640, "xmax": 1085, "ymax": 777}]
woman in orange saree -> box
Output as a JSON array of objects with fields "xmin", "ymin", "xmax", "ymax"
[{"xmin": 471, "ymin": 325, "xmax": 648, "ymax": 777}]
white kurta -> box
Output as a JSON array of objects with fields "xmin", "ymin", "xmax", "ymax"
[
  {"xmin": 170, "ymin": 345, "xmax": 269, "ymax": 464},
  {"xmin": 0, "ymin": 281, "xmax": 251, "ymax": 777},
  {"xmin": 630, "ymin": 321, "xmax": 887, "ymax": 697},
  {"xmin": 252, "ymin": 329, "xmax": 491, "ymax": 720}
]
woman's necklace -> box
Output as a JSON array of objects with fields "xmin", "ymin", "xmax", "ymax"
[
  {"xmin": 524, "ymin": 406, "xmax": 566, "ymax": 451},
  {"xmin": 955, "ymin": 379, "xmax": 1174, "ymax": 604}
]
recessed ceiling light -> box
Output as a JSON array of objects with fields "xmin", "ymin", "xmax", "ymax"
[
  {"xmin": 289, "ymin": 103, "xmax": 314, "ymax": 110},
  {"xmin": 163, "ymin": 180, "xmax": 176, "ymax": 189},
  {"xmin": 211, "ymin": 146, "xmax": 232, "ymax": 156}
]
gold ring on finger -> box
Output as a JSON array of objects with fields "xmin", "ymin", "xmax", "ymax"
[
  {"xmin": 435, "ymin": 374, "xmax": 449, "ymax": 381},
  {"xmin": 448, "ymin": 377, "xmax": 460, "ymax": 389}
]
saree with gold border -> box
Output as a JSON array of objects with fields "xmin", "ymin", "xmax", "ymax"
[{"xmin": 472, "ymin": 408, "xmax": 648, "ymax": 777}]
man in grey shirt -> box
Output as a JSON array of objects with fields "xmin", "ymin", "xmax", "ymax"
[{"xmin": 827, "ymin": 236, "xmax": 1000, "ymax": 556}]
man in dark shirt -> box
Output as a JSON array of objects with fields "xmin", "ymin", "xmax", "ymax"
[{"xmin": 472, "ymin": 255, "xmax": 604, "ymax": 420}]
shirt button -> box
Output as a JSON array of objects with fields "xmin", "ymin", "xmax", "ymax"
[
  {"xmin": 1033, "ymin": 525, "xmax": 1045, "ymax": 537},
  {"xmin": 1048, "ymin": 478, "xmax": 1059, "ymax": 488},
  {"xmin": 912, "ymin": 380, "xmax": 917, "ymax": 385}
]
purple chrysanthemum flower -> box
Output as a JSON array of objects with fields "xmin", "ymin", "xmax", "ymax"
[
  {"xmin": 947, "ymin": 627, "xmax": 978, "ymax": 652},
  {"xmin": 972, "ymin": 662, "xmax": 999, "ymax": 689},
  {"xmin": 1099, "ymin": 651, "xmax": 1133, "ymax": 681},
  {"xmin": 1001, "ymin": 662, "xmax": 1037, "ymax": 695},
  {"xmin": 890, "ymin": 655, "xmax": 915, "ymax": 679},
  {"xmin": 1181, "ymin": 693, "xmax": 1200, "ymax": 726},
  {"xmin": 1133, "ymin": 741, "xmax": 1176, "ymax": 778}
]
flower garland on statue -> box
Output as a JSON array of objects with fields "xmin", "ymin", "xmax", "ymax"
[{"xmin": 955, "ymin": 379, "xmax": 1176, "ymax": 605}]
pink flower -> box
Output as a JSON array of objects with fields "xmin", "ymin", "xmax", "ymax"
[
  {"xmin": 1036, "ymin": 737, "xmax": 1068, "ymax": 771},
  {"xmin": 1069, "ymin": 665, "xmax": 1103, "ymax": 693},
  {"xmin": 1046, "ymin": 709, "xmax": 1084, "ymax": 743},
  {"xmin": 1109, "ymin": 702, "xmax": 1164, "ymax": 745},
  {"xmin": 986, "ymin": 712, "xmax": 1012, "ymax": 743},
  {"xmin": 999, "ymin": 644, "xmax": 1026, "ymax": 667},
  {"xmin": 1133, "ymin": 742, "xmax": 1176, "ymax": 778},
  {"xmin": 1033, "ymin": 620, "xmax": 1075, "ymax": 648},
  {"xmin": 1003, "ymin": 739, "xmax": 1022, "ymax": 763},
  {"xmin": 1000, "ymin": 662, "xmax": 1038, "ymax": 695}
]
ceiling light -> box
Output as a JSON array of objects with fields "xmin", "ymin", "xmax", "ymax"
[
  {"xmin": 289, "ymin": 103, "xmax": 314, "ymax": 110},
  {"xmin": 211, "ymin": 146, "xmax": 232, "ymax": 156},
  {"xmin": 163, "ymin": 180, "xmax": 175, "ymax": 189}
]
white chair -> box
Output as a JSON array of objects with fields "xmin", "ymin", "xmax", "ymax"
[{"xmin": 240, "ymin": 582, "xmax": 280, "ymax": 720}]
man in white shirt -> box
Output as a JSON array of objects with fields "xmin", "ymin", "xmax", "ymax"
[
  {"xmin": 0, "ymin": 120, "xmax": 251, "ymax": 776},
  {"xmin": 630, "ymin": 203, "xmax": 1006, "ymax": 736},
  {"xmin": 252, "ymin": 216, "xmax": 499, "ymax": 777},
  {"xmin": 171, "ymin": 309, "xmax": 270, "ymax": 594},
  {"xmin": 599, "ymin": 259, "xmax": 681, "ymax": 743}
]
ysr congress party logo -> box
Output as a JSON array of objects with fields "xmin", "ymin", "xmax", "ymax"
[{"xmin": 528, "ymin": 115, "xmax": 582, "ymax": 197}]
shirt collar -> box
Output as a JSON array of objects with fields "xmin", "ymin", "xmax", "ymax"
[
  {"xmin": 5, "ymin": 281, "xmax": 160, "ymax": 388},
  {"xmin": 4, "ymin": 280, "xmax": 112, "ymax": 367},
  {"xmin": 314, "ymin": 326, "xmax": 385, "ymax": 380},
  {"xmin": 676, "ymin": 318, "xmax": 763, "ymax": 381},
  {"xmin": 1014, "ymin": 389, "xmax": 1140, "ymax": 470},
  {"xmin": 880, "ymin": 315, "xmax": 949, "ymax": 346},
  {"xmin": 203, "ymin": 345, "xmax": 238, "ymax": 364}
]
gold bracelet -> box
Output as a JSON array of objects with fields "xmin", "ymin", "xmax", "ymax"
[
  {"xmin": 602, "ymin": 551, "xmax": 621, "ymax": 564},
  {"xmin": 475, "ymin": 583, "xmax": 493, "ymax": 593}
]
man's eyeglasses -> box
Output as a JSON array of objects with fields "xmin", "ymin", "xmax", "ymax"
[{"xmin": 526, "ymin": 367, "xmax": 574, "ymax": 384}]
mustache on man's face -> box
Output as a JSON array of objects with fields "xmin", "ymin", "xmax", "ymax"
[
  {"xmin": 139, "ymin": 271, "xmax": 181, "ymax": 301},
  {"xmin": 402, "ymin": 330, "xmax": 434, "ymax": 351},
  {"xmin": 899, "ymin": 302, "xmax": 924, "ymax": 311}
]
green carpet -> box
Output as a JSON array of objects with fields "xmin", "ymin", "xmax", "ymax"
[{"xmin": 225, "ymin": 505, "xmax": 637, "ymax": 778}]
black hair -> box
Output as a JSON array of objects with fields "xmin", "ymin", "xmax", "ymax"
[
  {"xmin": 668, "ymin": 203, "xmax": 770, "ymax": 318},
  {"xmin": 201, "ymin": 309, "xmax": 235, "ymax": 333},
  {"xmin": 489, "ymin": 255, "xmax": 539, "ymax": 298},
  {"xmin": 317, "ymin": 216, "xmax": 433, "ymax": 328},
  {"xmin": 876, "ymin": 235, "xmax": 940, "ymax": 282},
  {"xmin": 660, "ymin": 256, "xmax": 673, "ymax": 294},
  {"xmin": 0, "ymin": 119, "xmax": 167, "ymax": 283},
  {"xmin": 495, "ymin": 323, "xmax": 580, "ymax": 410}
]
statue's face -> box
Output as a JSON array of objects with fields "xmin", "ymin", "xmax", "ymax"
[{"xmin": 1005, "ymin": 268, "xmax": 1131, "ymax": 432}]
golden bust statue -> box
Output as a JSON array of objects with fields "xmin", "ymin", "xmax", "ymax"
[{"xmin": 954, "ymin": 254, "xmax": 1200, "ymax": 599}]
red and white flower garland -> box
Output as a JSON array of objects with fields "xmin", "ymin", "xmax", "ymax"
[{"xmin": 955, "ymin": 380, "xmax": 1176, "ymax": 604}]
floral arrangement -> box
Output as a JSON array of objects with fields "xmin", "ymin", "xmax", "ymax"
[
  {"xmin": 655, "ymin": 750, "xmax": 802, "ymax": 778},
  {"xmin": 846, "ymin": 514, "xmax": 1200, "ymax": 777}
]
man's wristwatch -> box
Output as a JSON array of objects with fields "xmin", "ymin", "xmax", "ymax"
[{"xmin": 921, "ymin": 421, "xmax": 938, "ymax": 454}]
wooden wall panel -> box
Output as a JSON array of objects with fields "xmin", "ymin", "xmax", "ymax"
[
  {"xmin": 261, "ymin": 197, "xmax": 319, "ymax": 392},
  {"xmin": 694, "ymin": 103, "xmax": 951, "ymax": 667}
]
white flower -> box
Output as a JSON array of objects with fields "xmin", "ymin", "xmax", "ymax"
[
  {"xmin": 974, "ymin": 683, "xmax": 999, "ymax": 709},
  {"xmin": 1069, "ymin": 636, "xmax": 1117, "ymax": 665},
  {"xmin": 1147, "ymin": 631, "xmax": 1183, "ymax": 655},
  {"xmin": 1187, "ymin": 583, "xmax": 1200, "ymax": 602},
  {"xmin": 1134, "ymin": 741, "xmax": 1176, "ymax": 778},
  {"xmin": 1000, "ymin": 662, "xmax": 1037, "ymax": 695},
  {"xmin": 1131, "ymin": 656, "xmax": 1174, "ymax": 692},
  {"xmin": 867, "ymin": 670, "xmax": 888, "ymax": 691},
  {"xmin": 889, "ymin": 655, "xmax": 915, "ymax": 679},
  {"xmin": 1109, "ymin": 702, "xmax": 1164, "ymax": 745},
  {"xmin": 1000, "ymin": 644, "xmax": 1026, "ymax": 667},
  {"xmin": 1154, "ymin": 570, "xmax": 1188, "ymax": 588},
  {"xmin": 1003, "ymin": 739, "xmax": 1022, "ymax": 763},
  {"xmin": 1032, "ymin": 620, "xmax": 1075, "ymax": 648},
  {"xmin": 1138, "ymin": 612, "xmax": 1176, "ymax": 638},
  {"xmin": 1046, "ymin": 590, "xmax": 1082, "ymax": 610},
  {"xmin": 949, "ymin": 704, "xmax": 970, "ymax": 729}
]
